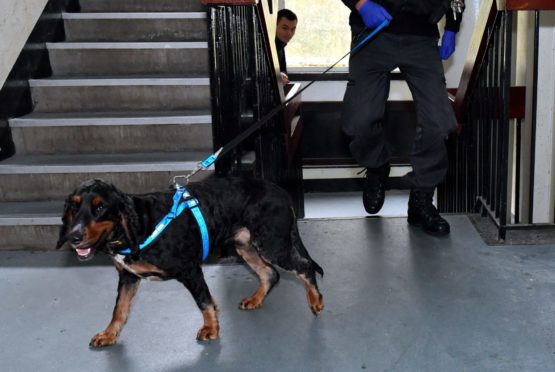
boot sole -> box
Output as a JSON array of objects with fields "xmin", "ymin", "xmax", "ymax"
[{"xmin": 407, "ymin": 219, "xmax": 450, "ymax": 237}]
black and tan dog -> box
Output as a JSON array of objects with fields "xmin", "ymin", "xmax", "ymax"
[{"xmin": 56, "ymin": 177, "xmax": 323, "ymax": 346}]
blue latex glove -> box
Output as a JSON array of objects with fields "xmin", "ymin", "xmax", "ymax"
[
  {"xmin": 439, "ymin": 30, "xmax": 456, "ymax": 60},
  {"xmin": 357, "ymin": 0, "xmax": 392, "ymax": 29}
]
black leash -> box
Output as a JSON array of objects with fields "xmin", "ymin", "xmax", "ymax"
[{"xmin": 173, "ymin": 19, "xmax": 390, "ymax": 185}]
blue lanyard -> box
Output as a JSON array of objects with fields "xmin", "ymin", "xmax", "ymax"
[{"xmin": 119, "ymin": 186, "xmax": 210, "ymax": 261}]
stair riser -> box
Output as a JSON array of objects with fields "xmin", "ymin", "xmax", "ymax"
[
  {"xmin": 0, "ymin": 171, "xmax": 213, "ymax": 202},
  {"xmin": 11, "ymin": 124, "xmax": 213, "ymax": 155},
  {"xmin": 0, "ymin": 225, "xmax": 60, "ymax": 251},
  {"xmin": 79, "ymin": 0, "xmax": 206, "ymax": 12},
  {"xmin": 31, "ymin": 85, "xmax": 210, "ymax": 112},
  {"xmin": 49, "ymin": 48, "xmax": 208, "ymax": 76},
  {"xmin": 64, "ymin": 18, "xmax": 208, "ymax": 42}
]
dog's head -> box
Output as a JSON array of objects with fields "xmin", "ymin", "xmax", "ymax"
[{"xmin": 56, "ymin": 179, "xmax": 139, "ymax": 261}]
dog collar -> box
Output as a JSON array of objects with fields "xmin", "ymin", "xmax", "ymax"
[{"xmin": 118, "ymin": 186, "xmax": 210, "ymax": 261}]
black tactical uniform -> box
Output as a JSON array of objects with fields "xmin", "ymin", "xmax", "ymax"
[{"xmin": 341, "ymin": 0, "xmax": 464, "ymax": 235}]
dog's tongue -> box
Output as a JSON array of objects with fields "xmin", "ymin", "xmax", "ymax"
[{"xmin": 76, "ymin": 248, "xmax": 91, "ymax": 257}]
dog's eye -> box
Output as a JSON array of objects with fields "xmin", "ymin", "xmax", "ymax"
[{"xmin": 95, "ymin": 204, "xmax": 105, "ymax": 215}]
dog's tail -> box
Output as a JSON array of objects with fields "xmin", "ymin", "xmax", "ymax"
[{"xmin": 290, "ymin": 214, "xmax": 324, "ymax": 277}]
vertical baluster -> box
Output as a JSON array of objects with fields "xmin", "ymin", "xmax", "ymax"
[
  {"xmin": 498, "ymin": 11, "xmax": 512, "ymax": 240},
  {"xmin": 494, "ymin": 16, "xmax": 503, "ymax": 218}
]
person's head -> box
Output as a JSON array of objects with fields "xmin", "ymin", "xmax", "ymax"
[{"xmin": 276, "ymin": 9, "xmax": 297, "ymax": 44}]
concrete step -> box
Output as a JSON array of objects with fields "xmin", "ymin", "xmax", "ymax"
[
  {"xmin": 30, "ymin": 76, "xmax": 210, "ymax": 112},
  {"xmin": 78, "ymin": 0, "xmax": 206, "ymax": 12},
  {"xmin": 0, "ymin": 152, "xmax": 213, "ymax": 202},
  {"xmin": 63, "ymin": 12, "xmax": 208, "ymax": 42},
  {"xmin": 48, "ymin": 42, "xmax": 209, "ymax": 76},
  {"xmin": 0, "ymin": 201, "xmax": 61, "ymax": 250},
  {"xmin": 9, "ymin": 111, "xmax": 213, "ymax": 155}
]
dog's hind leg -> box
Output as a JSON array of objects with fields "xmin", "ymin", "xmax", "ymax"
[
  {"xmin": 234, "ymin": 228, "xmax": 280, "ymax": 310},
  {"xmin": 293, "ymin": 224, "xmax": 324, "ymax": 315},
  {"xmin": 297, "ymin": 269, "xmax": 324, "ymax": 316},
  {"xmin": 90, "ymin": 269, "xmax": 140, "ymax": 347},
  {"xmin": 275, "ymin": 222, "xmax": 325, "ymax": 316}
]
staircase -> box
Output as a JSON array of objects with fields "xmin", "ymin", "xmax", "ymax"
[{"xmin": 0, "ymin": 0, "xmax": 211, "ymax": 250}]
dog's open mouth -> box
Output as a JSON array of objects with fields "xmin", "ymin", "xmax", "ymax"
[
  {"xmin": 73, "ymin": 232, "xmax": 109, "ymax": 261},
  {"xmin": 75, "ymin": 247, "xmax": 95, "ymax": 261}
]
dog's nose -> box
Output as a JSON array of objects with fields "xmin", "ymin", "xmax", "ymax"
[{"xmin": 70, "ymin": 234, "xmax": 83, "ymax": 245}]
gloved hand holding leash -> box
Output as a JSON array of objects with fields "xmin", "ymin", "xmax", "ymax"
[
  {"xmin": 356, "ymin": 0, "xmax": 458, "ymax": 60},
  {"xmin": 356, "ymin": 0, "xmax": 392, "ymax": 29}
]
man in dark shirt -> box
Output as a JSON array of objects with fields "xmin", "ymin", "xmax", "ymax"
[
  {"xmin": 341, "ymin": 0, "xmax": 464, "ymax": 236},
  {"xmin": 275, "ymin": 9, "xmax": 297, "ymax": 85}
]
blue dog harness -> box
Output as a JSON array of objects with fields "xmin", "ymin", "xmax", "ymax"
[{"xmin": 118, "ymin": 186, "xmax": 210, "ymax": 261}]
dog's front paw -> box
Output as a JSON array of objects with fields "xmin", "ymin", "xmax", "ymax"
[
  {"xmin": 196, "ymin": 325, "xmax": 219, "ymax": 341},
  {"xmin": 90, "ymin": 331, "xmax": 118, "ymax": 348}
]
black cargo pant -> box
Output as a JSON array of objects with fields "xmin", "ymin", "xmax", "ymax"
[{"xmin": 341, "ymin": 32, "xmax": 457, "ymax": 189}]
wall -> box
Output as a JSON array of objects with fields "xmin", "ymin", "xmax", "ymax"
[
  {"xmin": 442, "ymin": 0, "xmax": 479, "ymax": 88},
  {"xmin": 0, "ymin": 0, "xmax": 48, "ymax": 89},
  {"xmin": 532, "ymin": 10, "xmax": 555, "ymax": 223}
]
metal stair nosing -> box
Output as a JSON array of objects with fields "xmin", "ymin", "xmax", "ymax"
[
  {"xmin": 78, "ymin": 0, "xmax": 208, "ymax": 13},
  {"xmin": 47, "ymin": 42, "xmax": 209, "ymax": 76},
  {"xmin": 29, "ymin": 77, "xmax": 211, "ymax": 112},
  {"xmin": 63, "ymin": 12, "xmax": 208, "ymax": 42},
  {"xmin": 8, "ymin": 112, "xmax": 213, "ymax": 155},
  {"xmin": 0, "ymin": 201, "xmax": 62, "ymax": 251},
  {"xmin": 0, "ymin": 152, "xmax": 214, "ymax": 198}
]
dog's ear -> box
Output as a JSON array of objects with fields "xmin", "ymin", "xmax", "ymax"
[
  {"xmin": 116, "ymin": 192, "xmax": 140, "ymax": 257},
  {"xmin": 56, "ymin": 194, "xmax": 74, "ymax": 249}
]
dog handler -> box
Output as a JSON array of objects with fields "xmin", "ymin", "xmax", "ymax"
[{"xmin": 341, "ymin": 0, "xmax": 464, "ymax": 236}]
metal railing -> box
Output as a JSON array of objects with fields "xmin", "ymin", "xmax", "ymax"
[
  {"xmin": 204, "ymin": 0, "xmax": 304, "ymax": 214},
  {"xmin": 439, "ymin": 0, "xmax": 555, "ymax": 240}
]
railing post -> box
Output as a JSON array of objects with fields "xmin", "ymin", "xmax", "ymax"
[
  {"xmin": 497, "ymin": 10, "xmax": 513, "ymax": 241},
  {"xmin": 204, "ymin": 1, "xmax": 304, "ymax": 216},
  {"xmin": 206, "ymin": 1, "xmax": 286, "ymax": 182},
  {"xmin": 527, "ymin": 10, "xmax": 540, "ymax": 224},
  {"xmin": 442, "ymin": 0, "xmax": 555, "ymax": 240}
]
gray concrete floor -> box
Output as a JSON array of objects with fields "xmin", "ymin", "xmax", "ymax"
[{"xmin": 1, "ymin": 216, "xmax": 555, "ymax": 371}]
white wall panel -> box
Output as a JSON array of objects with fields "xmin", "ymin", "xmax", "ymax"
[{"xmin": 0, "ymin": 0, "xmax": 48, "ymax": 89}]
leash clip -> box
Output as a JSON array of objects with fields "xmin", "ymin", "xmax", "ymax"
[
  {"xmin": 170, "ymin": 148, "xmax": 223, "ymax": 188},
  {"xmin": 172, "ymin": 174, "xmax": 193, "ymax": 187}
]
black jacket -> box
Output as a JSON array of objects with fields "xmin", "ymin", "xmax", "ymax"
[
  {"xmin": 275, "ymin": 37, "xmax": 287, "ymax": 73},
  {"xmin": 341, "ymin": 0, "xmax": 463, "ymax": 37}
]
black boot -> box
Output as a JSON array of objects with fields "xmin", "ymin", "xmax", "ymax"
[
  {"xmin": 362, "ymin": 163, "xmax": 390, "ymax": 214},
  {"xmin": 407, "ymin": 189, "xmax": 450, "ymax": 236}
]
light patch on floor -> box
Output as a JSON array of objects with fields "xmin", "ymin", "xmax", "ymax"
[{"xmin": 304, "ymin": 190, "xmax": 410, "ymax": 219}]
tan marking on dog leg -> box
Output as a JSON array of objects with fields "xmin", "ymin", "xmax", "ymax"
[
  {"xmin": 234, "ymin": 228, "xmax": 275, "ymax": 310},
  {"xmin": 112, "ymin": 256, "xmax": 167, "ymax": 279},
  {"xmin": 197, "ymin": 300, "xmax": 219, "ymax": 341},
  {"xmin": 90, "ymin": 280, "xmax": 140, "ymax": 347},
  {"xmin": 299, "ymin": 274, "xmax": 324, "ymax": 315},
  {"xmin": 127, "ymin": 262, "xmax": 167, "ymax": 277}
]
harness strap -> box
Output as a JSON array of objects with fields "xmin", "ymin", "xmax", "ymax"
[
  {"xmin": 118, "ymin": 186, "xmax": 210, "ymax": 261},
  {"xmin": 181, "ymin": 189, "xmax": 210, "ymax": 261}
]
